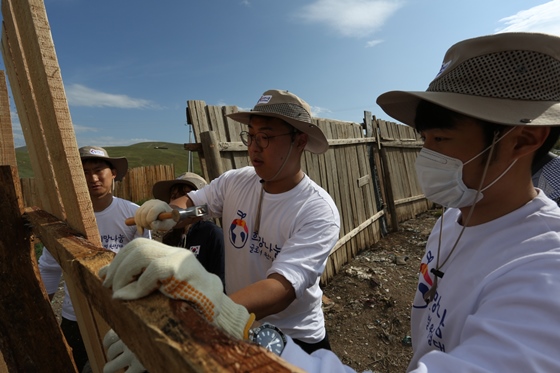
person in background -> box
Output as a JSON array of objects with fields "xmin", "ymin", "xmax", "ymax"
[
  {"xmin": 152, "ymin": 172, "xmax": 225, "ymax": 286},
  {"xmin": 101, "ymin": 33, "xmax": 560, "ymax": 373},
  {"xmin": 39, "ymin": 146, "xmax": 150, "ymax": 373}
]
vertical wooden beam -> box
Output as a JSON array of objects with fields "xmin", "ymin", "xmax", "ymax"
[
  {"xmin": 0, "ymin": 166, "xmax": 77, "ymax": 372},
  {"xmin": 1, "ymin": 0, "xmax": 110, "ymax": 369},
  {"xmin": 2, "ymin": 6, "xmax": 61, "ymax": 217},
  {"xmin": 374, "ymin": 118, "xmax": 399, "ymax": 232}
]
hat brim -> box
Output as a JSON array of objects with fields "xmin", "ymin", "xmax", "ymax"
[
  {"xmin": 81, "ymin": 156, "xmax": 128, "ymax": 181},
  {"xmin": 227, "ymin": 111, "xmax": 329, "ymax": 154},
  {"xmin": 152, "ymin": 179, "xmax": 199, "ymax": 203},
  {"xmin": 377, "ymin": 91, "xmax": 560, "ymax": 128}
]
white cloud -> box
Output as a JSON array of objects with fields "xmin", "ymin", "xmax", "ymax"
[
  {"xmin": 311, "ymin": 105, "xmax": 332, "ymax": 118},
  {"xmin": 496, "ymin": 0, "xmax": 560, "ymax": 35},
  {"xmin": 366, "ymin": 39, "xmax": 383, "ymax": 48},
  {"xmin": 297, "ymin": 0, "xmax": 404, "ymax": 38},
  {"xmin": 66, "ymin": 84, "xmax": 160, "ymax": 109}
]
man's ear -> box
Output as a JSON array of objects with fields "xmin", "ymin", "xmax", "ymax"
[
  {"xmin": 296, "ymin": 133, "xmax": 308, "ymax": 151},
  {"xmin": 512, "ymin": 126, "xmax": 550, "ymax": 158}
]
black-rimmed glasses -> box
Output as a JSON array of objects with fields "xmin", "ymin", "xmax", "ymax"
[{"xmin": 239, "ymin": 131, "xmax": 294, "ymax": 149}]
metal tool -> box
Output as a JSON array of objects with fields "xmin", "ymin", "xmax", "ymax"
[{"xmin": 125, "ymin": 204, "xmax": 208, "ymax": 226}]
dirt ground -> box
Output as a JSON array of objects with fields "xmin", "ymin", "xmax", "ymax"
[
  {"xmin": 323, "ymin": 209, "xmax": 440, "ymax": 373},
  {"xmin": 49, "ymin": 210, "xmax": 440, "ymax": 373}
]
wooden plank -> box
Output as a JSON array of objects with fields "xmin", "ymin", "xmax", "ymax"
[
  {"xmin": 25, "ymin": 206, "xmax": 306, "ymax": 373},
  {"xmin": 186, "ymin": 100, "xmax": 210, "ymax": 179},
  {"xmin": 318, "ymin": 119, "xmax": 342, "ymax": 284},
  {"xmin": 1, "ymin": 23, "xmax": 58, "ymax": 215},
  {"xmin": 207, "ymin": 105, "xmax": 233, "ymax": 173},
  {"xmin": 395, "ymin": 194, "xmax": 426, "ymax": 205},
  {"xmin": 331, "ymin": 120, "xmax": 355, "ymax": 260},
  {"xmin": 0, "ymin": 71, "xmax": 16, "ymax": 167},
  {"xmin": 352, "ymin": 123, "xmax": 371, "ymax": 248},
  {"xmin": 223, "ymin": 105, "xmax": 250, "ymax": 169},
  {"xmin": 329, "ymin": 210, "xmax": 385, "ymax": 256},
  {"xmin": 0, "ymin": 166, "xmax": 76, "ymax": 372},
  {"xmin": 4, "ymin": 0, "xmax": 98, "ymax": 241},
  {"xmin": 327, "ymin": 138, "xmax": 377, "ymax": 146}
]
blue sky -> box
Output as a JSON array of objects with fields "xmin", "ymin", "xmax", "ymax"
[{"xmin": 3, "ymin": 0, "xmax": 560, "ymax": 148}]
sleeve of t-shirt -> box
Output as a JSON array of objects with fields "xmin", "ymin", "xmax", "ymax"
[
  {"xmin": 280, "ymin": 335, "xmax": 363, "ymax": 373},
  {"xmin": 37, "ymin": 247, "xmax": 63, "ymax": 295}
]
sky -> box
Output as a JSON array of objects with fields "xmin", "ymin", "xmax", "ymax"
[{"xmin": 2, "ymin": 0, "xmax": 560, "ymax": 148}]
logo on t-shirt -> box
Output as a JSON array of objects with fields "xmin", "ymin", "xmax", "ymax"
[{"xmin": 229, "ymin": 210, "xmax": 249, "ymax": 249}]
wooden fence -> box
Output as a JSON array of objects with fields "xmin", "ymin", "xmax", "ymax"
[{"xmin": 185, "ymin": 102, "xmax": 432, "ymax": 284}]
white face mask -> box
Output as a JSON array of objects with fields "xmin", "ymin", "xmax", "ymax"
[{"xmin": 415, "ymin": 129, "xmax": 516, "ymax": 208}]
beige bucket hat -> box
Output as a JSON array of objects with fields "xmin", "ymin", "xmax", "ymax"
[
  {"xmin": 226, "ymin": 89, "xmax": 329, "ymax": 154},
  {"xmin": 79, "ymin": 146, "xmax": 128, "ymax": 181},
  {"xmin": 377, "ymin": 32, "xmax": 560, "ymax": 128},
  {"xmin": 152, "ymin": 172, "xmax": 207, "ymax": 203}
]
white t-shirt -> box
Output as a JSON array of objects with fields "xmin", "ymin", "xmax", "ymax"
[
  {"xmin": 189, "ymin": 166, "xmax": 340, "ymax": 343},
  {"xmin": 279, "ymin": 190, "xmax": 560, "ymax": 373},
  {"xmin": 407, "ymin": 190, "xmax": 560, "ymax": 372},
  {"xmin": 39, "ymin": 196, "xmax": 150, "ymax": 321}
]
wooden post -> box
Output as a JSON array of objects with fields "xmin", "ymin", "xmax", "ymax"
[
  {"xmin": 373, "ymin": 118, "xmax": 399, "ymax": 232},
  {"xmin": 364, "ymin": 112, "xmax": 388, "ymax": 236},
  {"xmin": 0, "ymin": 166, "xmax": 77, "ymax": 372}
]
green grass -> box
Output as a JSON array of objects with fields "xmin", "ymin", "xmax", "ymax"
[{"xmin": 15, "ymin": 142, "xmax": 201, "ymax": 178}]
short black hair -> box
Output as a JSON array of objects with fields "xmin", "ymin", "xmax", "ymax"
[
  {"xmin": 415, "ymin": 100, "xmax": 506, "ymax": 163},
  {"xmin": 415, "ymin": 100, "xmax": 560, "ymax": 168}
]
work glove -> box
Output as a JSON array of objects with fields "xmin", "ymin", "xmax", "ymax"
[
  {"xmin": 135, "ymin": 199, "xmax": 176, "ymax": 234},
  {"xmin": 99, "ymin": 238, "xmax": 255, "ymax": 340},
  {"xmin": 102, "ymin": 329, "xmax": 146, "ymax": 373}
]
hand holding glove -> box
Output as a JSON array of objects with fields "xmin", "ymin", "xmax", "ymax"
[
  {"xmin": 135, "ymin": 199, "xmax": 176, "ymax": 233},
  {"xmin": 99, "ymin": 238, "xmax": 255, "ymax": 340},
  {"xmin": 103, "ymin": 329, "xmax": 145, "ymax": 373}
]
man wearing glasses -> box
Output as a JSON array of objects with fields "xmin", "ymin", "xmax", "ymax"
[{"xmin": 129, "ymin": 89, "xmax": 340, "ymax": 354}]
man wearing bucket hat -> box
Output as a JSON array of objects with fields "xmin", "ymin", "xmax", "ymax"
[
  {"xmin": 98, "ymin": 89, "xmax": 340, "ymax": 367},
  {"xmin": 152, "ymin": 172, "xmax": 225, "ymax": 285},
  {"xmin": 373, "ymin": 32, "xmax": 560, "ymax": 373},
  {"xmin": 39, "ymin": 146, "xmax": 150, "ymax": 372}
]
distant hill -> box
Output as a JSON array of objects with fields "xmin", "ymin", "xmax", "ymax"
[{"xmin": 15, "ymin": 142, "xmax": 200, "ymax": 179}]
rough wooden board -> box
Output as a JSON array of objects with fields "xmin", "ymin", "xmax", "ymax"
[
  {"xmin": 24, "ymin": 206, "xmax": 305, "ymax": 373},
  {"xmin": 1, "ymin": 21, "xmax": 59, "ymax": 216},
  {"xmin": 0, "ymin": 166, "xmax": 77, "ymax": 372}
]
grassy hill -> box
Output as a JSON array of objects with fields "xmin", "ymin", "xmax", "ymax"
[{"xmin": 16, "ymin": 142, "xmax": 200, "ymax": 179}]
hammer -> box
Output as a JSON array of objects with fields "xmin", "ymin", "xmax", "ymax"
[{"xmin": 125, "ymin": 204, "xmax": 208, "ymax": 226}]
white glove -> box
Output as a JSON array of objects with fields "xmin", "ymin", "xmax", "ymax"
[
  {"xmin": 103, "ymin": 329, "xmax": 146, "ymax": 373},
  {"xmin": 135, "ymin": 199, "xmax": 176, "ymax": 233},
  {"xmin": 99, "ymin": 238, "xmax": 255, "ymax": 340}
]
